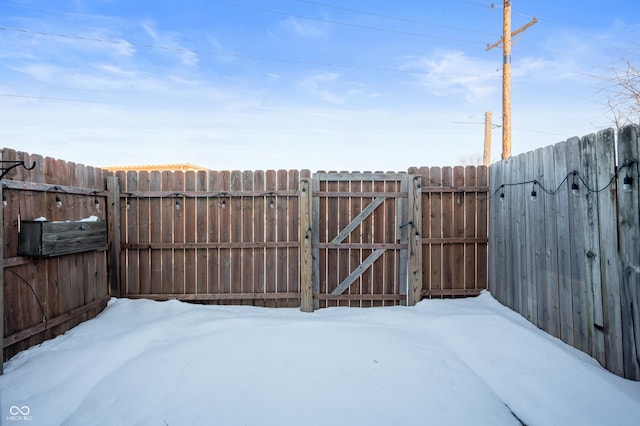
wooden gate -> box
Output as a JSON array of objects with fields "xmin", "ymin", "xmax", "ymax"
[{"xmin": 307, "ymin": 173, "xmax": 422, "ymax": 308}]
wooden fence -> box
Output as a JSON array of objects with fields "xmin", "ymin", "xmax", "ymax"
[
  {"xmin": 1, "ymin": 145, "xmax": 489, "ymax": 367},
  {"xmin": 410, "ymin": 166, "xmax": 489, "ymax": 299},
  {"xmin": 489, "ymin": 125, "xmax": 640, "ymax": 381},
  {"xmin": 117, "ymin": 167, "xmax": 489, "ymax": 308},
  {"xmin": 117, "ymin": 169, "xmax": 310, "ymax": 307},
  {"xmin": 1, "ymin": 149, "xmax": 112, "ymax": 367}
]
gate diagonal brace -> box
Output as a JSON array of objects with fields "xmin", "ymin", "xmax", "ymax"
[
  {"xmin": 330, "ymin": 249, "xmax": 385, "ymax": 295},
  {"xmin": 330, "ymin": 197, "xmax": 385, "ymax": 244}
]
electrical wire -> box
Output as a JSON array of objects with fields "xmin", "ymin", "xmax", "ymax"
[
  {"xmin": 422, "ymin": 158, "xmax": 639, "ymax": 201},
  {"xmin": 0, "ymin": 92, "xmax": 134, "ymax": 105},
  {"xmin": 490, "ymin": 159, "xmax": 639, "ymax": 200},
  {"xmin": 451, "ymin": 0, "xmax": 496, "ymax": 9},
  {"xmin": 211, "ymin": 0, "xmax": 485, "ymax": 45},
  {"xmin": 0, "ymin": 26, "xmax": 486, "ymax": 77},
  {"xmin": 6, "ymin": 269, "xmax": 48, "ymax": 324},
  {"xmin": 294, "ymin": 0, "xmax": 498, "ymax": 36}
]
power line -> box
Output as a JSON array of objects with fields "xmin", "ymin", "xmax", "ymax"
[
  {"xmin": 451, "ymin": 0, "xmax": 496, "ymax": 9},
  {"xmin": 294, "ymin": 0, "xmax": 498, "ymax": 36},
  {"xmin": 0, "ymin": 26, "xmax": 497, "ymax": 78},
  {"xmin": 0, "ymin": 2, "xmax": 103, "ymax": 18},
  {"xmin": 0, "ymin": 92, "xmax": 132, "ymax": 105},
  {"xmin": 211, "ymin": 0, "xmax": 484, "ymax": 45}
]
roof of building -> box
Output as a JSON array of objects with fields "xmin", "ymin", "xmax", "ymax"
[{"xmin": 102, "ymin": 163, "xmax": 210, "ymax": 172}]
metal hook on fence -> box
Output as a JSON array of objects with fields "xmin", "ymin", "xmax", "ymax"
[{"xmin": 0, "ymin": 160, "xmax": 37, "ymax": 180}]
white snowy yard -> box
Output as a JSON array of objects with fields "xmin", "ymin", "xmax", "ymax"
[{"xmin": 2, "ymin": 292, "xmax": 640, "ymax": 426}]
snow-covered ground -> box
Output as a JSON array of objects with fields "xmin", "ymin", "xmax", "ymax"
[{"xmin": 2, "ymin": 291, "xmax": 639, "ymax": 426}]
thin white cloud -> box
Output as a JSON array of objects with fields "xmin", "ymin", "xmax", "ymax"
[
  {"xmin": 296, "ymin": 72, "xmax": 378, "ymax": 104},
  {"xmin": 298, "ymin": 71, "xmax": 365, "ymax": 105},
  {"xmin": 298, "ymin": 72, "xmax": 345, "ymax": 104},
  {"xmin": 111, "ymin": 38, "xmax": 136, "ymax": 56},
  {"xmin": 140, "ymin": 19, "xmax": 198, "ymax": 66},
  {"xmin": 280, "ymin": 16, "xmax": 331, "ymax": 38},
  {"xmin": 404, "ymin": 50, "xmax": 499, "ymax": 102}
]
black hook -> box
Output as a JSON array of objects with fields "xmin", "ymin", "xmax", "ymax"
[{"xmin": 0, "ymin": 160, "xmax": 37, "ymax": 180}]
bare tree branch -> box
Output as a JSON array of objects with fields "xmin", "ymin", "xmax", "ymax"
[{"xmin": 602, "ymin": 47, "xmax": 640, "ymax": 128}]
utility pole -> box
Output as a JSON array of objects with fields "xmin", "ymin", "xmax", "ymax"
[
  {"xmin": 501, "ymin": 1, "xmax": 512, "ymax": 160},
  {"xmin": 487, "ymin": 1, "xmax": 537, "ymax": 160},
  {"xmin": 483, "ymin": 111, "xmax": 492, "ymax": 166}
]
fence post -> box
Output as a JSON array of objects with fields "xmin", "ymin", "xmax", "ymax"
[
  {"xmin": 408, "ymin": 175, "xmax": 423, "ymax": 306},
  {"xmin": 106, "ymin": 176, "xmax": 121, "ymax": 298},
  {"xmin": 299, "ymin": 178, "xmax": 313, "ymax": 312}
]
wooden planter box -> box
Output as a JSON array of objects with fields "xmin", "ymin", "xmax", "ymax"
[{"xmin": 18, "ymin": 220, "xmax": 108, "ymax": 257}]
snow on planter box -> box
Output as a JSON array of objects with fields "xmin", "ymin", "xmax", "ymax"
[{"xmin": 18, "ymin": 218, "xmax": 107, "ymax": 257}]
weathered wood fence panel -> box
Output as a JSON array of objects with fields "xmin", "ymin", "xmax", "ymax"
[
  {"xmin": 312, "ymin": 172, "xmax": 409, "ymax": 308},
  {"xmin": 410, "ymin": 166, "xmax": 489, "ymax": 298},
  {"xmin": 489, "ymin": 124, "xmax": 640, "ymax": 381},
  {"xmin": 1, "ymin": 148, "xmax": 111, "ymax": 363},
  {"xmin": 119, "ymin": 170, "xmax": 310, "ymax": 307}
]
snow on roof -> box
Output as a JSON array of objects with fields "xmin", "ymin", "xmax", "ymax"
[{"xmin": 102, "ymin": 163, "xmax": 210, "ymax": 172}]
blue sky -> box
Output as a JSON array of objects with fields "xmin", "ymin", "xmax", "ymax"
[{"xmin": 1, "ymin": 0, "xmax": 638, "ymax": 171}]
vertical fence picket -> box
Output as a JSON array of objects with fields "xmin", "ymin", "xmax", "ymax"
[
  {"xmin": 242, "ymin": 170, "xmax": 254, "ymax": 302},
  {"xmin": 464, "ymin": 167, "xmax": 477, "ymax": 293},
  {"xmin": 349, "ymin": 177, "xmax": 363, "ymax": 307},
  {"xmin": 160, "ymin": 172, "xmax": 174, "ymax": 294},
  {"xmin": 195, "ymin": 171, "xmax": 208, "ymax": 296},
  {"xmin": 265, "ymin": 170, "xmax": 277, "ymax": 307},
  {"xmin": 185, "ymin": 171, "xmax": 197, "ymax": 296},
  {"xmin": 138, "ymin": 172, "xmax": 151, "ymax": 295},
  {"xmin": 531, "ymin": 149, "xmax": 546, "ymax": 329},
  {"xmin": 452, "ymin": 167, "xmax": 465, "ymax": 292},
  {"xmin": 208, "ymin": 171, "xmax": 223, "ymax": 296},
  {"xmin": 253, "ymin": 171, "xmax": 266, "ymax": 306},
  {"xmin": 335, "ymin": 173, "xmax": 348, "ymax": 307},
  {"xmin": 383, "ymin": 177, "xmax": 396, "ymax": 305},
  {"xmin": 417, "ymin": 168, "xmax": 430, "ymax": 297},
  {"xmin": 429, "ymin": 167, "xmax": 443, "ymax": 297},
  {"xmin": 276, "ymin": 170, "xmax": 288, "ymax": 306},
  {"xmin": 361, "ymin": 176, "xmax": 374, "ymax": 307},
  {"xmin": 149, "ymin": 172, "xmax": 162, "ymax": 293},
  {"xmin": 370, "ymin": 174, "xmax": 384, "ymax": 306},
  {"xmin": 126, "ymin": 171, "xmax": 139, "ymax": 295},
  {"xmin": 287, "ymin": 170, "xmax": 300, "ymax": 307},
  {"xmin": 596, "ymin": 129, "xmax": 624, "ymax": 376},
  {"xmin": 542, "ymin": 145, "xmax": 560, "ymax": 337},
  {"xmin": 219, "ymin": 170, "xmax": 232, "ymax": 299},
  {"xmin": 566, "ymin": 137, "xmax": 588, "ymax": 353},
  {"xmin": 616, "ymin": 125, "xmax": 640, "ymax": 380},
  {"xmin": 172, "ymin": 172, "xmax": 186, "ymax": 294},
  {"xmin": 116, "ymin": 171, "xmax": 127, "ymax": 295},
  {"xmin": 553, "ymin": 142, "xmax": 573, "ymax": 345},
  {"xmin": 230, "ymin": 171, "xmax": 242, "ymax": 302},
  {"xmin": 441, "ymin": 167, "xmax": 454, "ymax": 293},
  {"xmin": 515, "ymin": 153, "xmax": 528, "ymax": 316},
  {"xmin": 580, "ymin": 134, "xmax": 606, "ymax": 365},
  {"xmin": 476, "ymin": 166, "xmax": 488, "ymax": 293}
]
